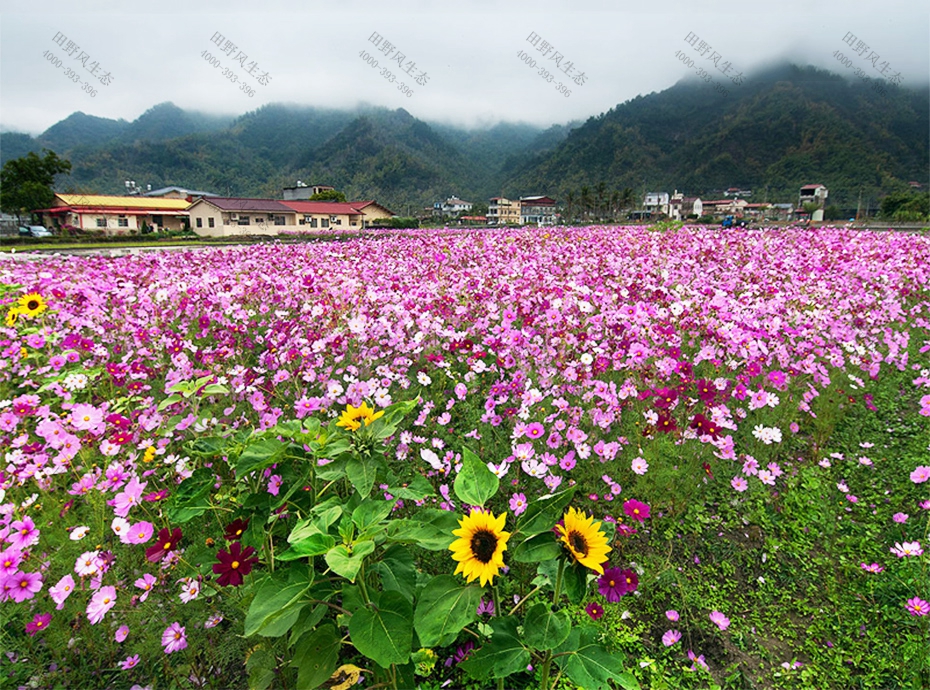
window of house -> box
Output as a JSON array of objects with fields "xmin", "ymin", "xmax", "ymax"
[
  {"xmin": 310, "ymin": 218, "xmax": 318, "ymax": 228},
  {"xmin": 237, "ymin": 216, "xmax": 250, "ymax": 225},
  {"xmin": 96, "ymin": 217, "xmax": 107, "ymax": 228},
  {"xmin": 118, "ymin": 216, "xmax": 129, "ymax": 227},
  {"xmin": 196, "ymin": 217, "xmax": 203, "ymax": 228},
  {"xmin": 321, "ymin": 218, "xmax": 329, "ymax": 228},
  {"xmin": 274, "ymin": 215, "xmax": 286, "ymax": 226},
  {"xmin": 208, "ymin": 217, "xmax": 215, "ymax": 228}
]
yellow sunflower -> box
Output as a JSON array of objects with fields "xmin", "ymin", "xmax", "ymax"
[
  {"xmin": 17, "ymin": 293, "xmax": 47, "ymax": 319},
  {"xmin": 335, "ymin": 402, "xmax": 384, "ymax": 432},
  {"xmin": 4, "ymin": 308, "xmax": 20, "ymax": 328},
  {"xmin": 556, "ymin": 506, "xmax": 611, "ymax": 574},
  {"xmin": 449, "ymin": 508, "xmax": 510, "ymax": 587}
]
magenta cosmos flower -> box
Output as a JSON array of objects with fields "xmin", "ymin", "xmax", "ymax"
[
  {"xmin": 524, "ymin": 422, "xmax": 545, "ymax": 440},
  {"xmin": 162, "ymin": 622, "xmax": 188, "ymax": 654},
  {"xmin": 25, "ymin": 613, "xmax": 51, "ymax": 636},
  {"xmin": 623, "ymin": 499, "xmax": 650, "ymax": 523},
  {"xmin": 597, "ymin": 567, "xmax": 628, "ymax": 602},
  {"xmin": 509, "ymin": 493, "xmax": 527, "ymax": 516},
  {"xmin": 86, "ymin": 586, "xmax": 117, "ymax": 625},
  {"xmin": 8, "ymin": 571, "xmax": 42, "ymax": 602},
  {"xmin": 662, "ymin": 629, "xmax": 681, "ymax": 646},
  {"xmin": 585, "ymin": 602, "xmax": 604, "ymax": 620},
  {"xmin": 910, "ymin": 466, "xmax": 930, "ymax": 484}
]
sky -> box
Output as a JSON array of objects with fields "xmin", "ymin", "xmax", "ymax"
[{"xmin": 0, "ymin": 0, "xmax": 928, "ymax": 136}]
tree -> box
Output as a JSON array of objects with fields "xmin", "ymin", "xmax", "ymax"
[
  {"xmin": 308, "ymin": 189, "xmax": 347, "ymax": 202},
  {"xmin": 0, "ymin": 150, "xmax": 72, "ymax": 222},
  {"xmin": 565, "ymin": 191, "xmax": 575, "ymax": 223}
]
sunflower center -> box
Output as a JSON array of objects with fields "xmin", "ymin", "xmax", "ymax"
[
  {"xmin": 470, "ymin": 529, "xmax": 498, "ymax": 564},
  {"xmin": 569, "ymin": 531, "xmax": 589, "ymax": 556},
  {"xmin": 27, "ymin": 300, "xmax": 40, "ymax": 311}
]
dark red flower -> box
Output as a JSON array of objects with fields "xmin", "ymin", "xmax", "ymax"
[
  {"xmin": 656, "ymin": 413, "xmax": 677, "ymax": 434},
  {"xmin": 695, "ymin": 379, "xmax": 717, "ymax": 404},
  {"xmin": 619, "ymin": 568, "xmax": 639, "ymax": 593},
  {"xmin": 145, "ymin": 527, "xmax": 182, "ymax": 562},
  {"xmin": 213, "ymin": 542, "xmax": 259, "ymax": 587},
  {"xmin": 223, "ymin": 518, "xmax": 250, "ymax": 542}
]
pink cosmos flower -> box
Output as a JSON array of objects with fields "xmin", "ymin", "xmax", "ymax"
[
  {"xmin": 7, "ymin": 516, "xmax": 39, "ymax": 550},
  {"xmin": 859, "ymin": 563, "xmax": 884, "ymax": 573},
  {"xmin": 69, "ymin": 403, "xmax": 103, "ymax": 431},
  {"xmin": 115, "ymin": 625, "xmax": 130, "ymax": 642},
  {"xmin": 75, "ymin": 550, "xmax": 102, "ymax": 577},
  {"xmin": 0, "ymin": 547, "xmax": 22, "ymax": 576},
  {"xmin": 8, "ymin": 571, "xmax": 42, "ymax": 602},
  {"xmin": 108, "ymin": 476, "xmax": 148, "ymax": 518},
  {"xmin": 162, "ymin": 622, "xmax": 188, "ymax": 654},
  {"xmin": 892, "ymin": 513, "xmax": 908, "ymax": 524},
  {"xmin": 86, "ymin": 586, "xmax": 117, "ymax": 625},
  {"xmin": 890, "ymin": 541, "xmax": 922, "ymax": 557},
  {"xmin": 509, "ymin": 493, "xmax": 527, "ymax": 516},
  {"xmin": 731, "ymin": 476, "xmax": 748, "ymax": 492},
  {"xmin": 204, "ymin": 613, "xmax": 224, "ymax": 628},
  {"xmin": 631, "ymin": 457, "xmax": 648, "ymax": 475},
  {"xmin": 666, "ymin": 610, "xmax": 680, "ymax": 621},
  {"xmin": 662, "ymin": 630, "xmax": 681, "ymax": 646},
  {"xmin": 267, "ymin": 475, "xmax": 283, "ymax": 496},
  {"xmin": 49, "ymin": 574, "xmax": 76, "ymax": 609},
  {"xmin": 524, "ymin": 422, "xmax": 545, "ymax": 439},
  {"xmin": 127, "ymin": 521, "xmax": 154, "ymax": 545},
  {"xmin": 135, "ymin": 573, "xmax": 157, "ymax": 602},
  {"xmin": 910, "ymin": 466, "xmax": 930, "ymax": 484},
  {"xmin": 179, "ymin": 577, "xmax": 200, "ymax": 603},
  {"xmin": 709, "ymin": 611, "xmax": 730, "ymax": 631},
  {"xmin": 905, "ymin": 597, "xmax": 930, "ymax": 616},
  {"xmin": 121, "ymin": 654, "xmax": 141, "ymax": 670}
]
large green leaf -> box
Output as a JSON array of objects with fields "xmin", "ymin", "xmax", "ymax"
[
  {"xmin": 352, "ymin": 498, "xmax": 395, "ymax": 531},
  {"xmin": 562, "ymin": 562, "xmax": 590, "ymax": 604},
  {"xmin": 246, "ymin": 647, "xmax": 276, "ymax": 690},
  {"xmin": 386, "ymin": 474, "xmax": 435, "ymax": 500},
  {"xmin": 346, "ymin": 455, "xmax": 378, "ymax": 498},
  {"xmin": 348, "ymin": 591, "xmax": 413, "ymax": 667},
  {"xmin": 374, "ymin": 545, "xmax": 417, "ymax": 603},
  {"xmin": 554, "ymin": 625, "xmax": 636, "ymax": 690},
  {"xmin": 290, "ymin": 624, "xmax": 340, "ymax": 690},
  {"xmin": 367, "ymin": 397, "xmax": 419, "ymax": 440},
  {"xmin": 523, "ymin": 603, "xmax": 571, "ymax": 651},
  {"xmin": 236, "ymin": 437, "xmax": 287, "ymax": 477},
  {"xmin": 324, "ymin": 544, "xmax": 368, "ymax": 582},
  {"xmin": 165, "ymin": 467, "xmax": 214, "ymax": 523},
  {"xmin": 244, "ymin": 577, "xmax": 312, "ymax": 637},
  {"xmin": 459, "ymin": 616, "xmax": 529, "ymax": 681},
  {"xmin": 385, "ymin": 509, "xmax": 461, "ymax": 550},
  {"xmin": 514, "ymin": 487, "xmax": 576, "ymax": 537},
  {"xmin": 413, "ymin": 575, "xmax": 482, "ymax": 647},
  {"xmin": 513, "ymin": 531, "xmax": 562, "ymax": 563},
  {"xmin": 453, "ymin": 447, "xmax": 499, "ymax": 507},
  {"xmin": 277, "ymin": 533, "xmax": 335, "ymax": 561}
]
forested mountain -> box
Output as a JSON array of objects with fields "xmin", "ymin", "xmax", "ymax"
[
  {"xmin": 1, "ymin": 63, "xmax": 926, "ymax": 212},
  {"xmin": 505, "ymin": 64, "xmax": 928, "ymax": 208}
]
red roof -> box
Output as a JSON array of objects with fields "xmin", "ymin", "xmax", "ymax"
[
  {"xmin": 800, "ymin": 184, "xmax": 825, "ymax": 190},
  {"xmin": 279, "ymin": 201, "xmax": 365, "ymax": 215},
  {"xmin": 195, "ymin": 197, "xmax": 293, "ymax": 212}
]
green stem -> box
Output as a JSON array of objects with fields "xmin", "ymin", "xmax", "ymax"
[
  {"xmin": 357, "ymin": 561, "xmax": 371, "ymax": 604},
  {"xmin": 540, "ymin": 559, "xmax": 567, "ymax": 690}
]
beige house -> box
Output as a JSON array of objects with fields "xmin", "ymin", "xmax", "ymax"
[
  {"xmin": 187, "ymin": 197, "xmax": 298, "ymax": 237},
  {"xmin": 39, "ymin": 194, "xmax": 190, "ymax": 234},
  {"xmin": 280, "ymin": 200, "xmax": 394, "ymax": 229},
  {"xmin": 488, "ymin": 197, "xmax": 521, "ymax": 226}
]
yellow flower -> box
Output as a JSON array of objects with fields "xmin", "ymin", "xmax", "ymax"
[
  {"xmin": 556, "ymin": 506, "xmax": 611, "ymax": 574},
  {"xmin": 335, "ymin": 402, "xmax": 385, "ymax": 432},
  {"xmin": 17, "ymin": 293, "xmax": 47, "ymax": 319},
  {"xmin": 449, "ymin": 508, "xmax": 510, "ymax": 587},
  {"xmin": 329, "ymin": 664, "xmax": 364, "ymax": 690},
  {"xmin": 143, "ymin": 446, "xmax": 157, "ymax": 463},
  {"xmin": 4, "ymin": 308, "xmax": 20, "ymax": 328}
]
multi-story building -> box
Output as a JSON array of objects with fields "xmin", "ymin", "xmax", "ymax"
[
  {"xmin": 520, "ymin": 196, "xmax": 557, "ymax": 226},
  {"xmin": 488, "ymin": 197, "xmax": 521, "ymax": 226}
]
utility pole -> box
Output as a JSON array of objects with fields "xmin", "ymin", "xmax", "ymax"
[{"xmin": 856, "ymin": 187, "xmax": 862, "ymax": 222}]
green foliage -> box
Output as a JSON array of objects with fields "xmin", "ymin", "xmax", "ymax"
[
  {"xmin": 0, "ymin": 149, "xmax": 71, "ymax": 217},
  {"xmin": 307, "ymin": 189, "xmax": 347, "ymax": 202}
]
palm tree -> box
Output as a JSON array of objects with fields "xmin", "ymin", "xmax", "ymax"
[
  {"xmin": 609, "ymin": 190, "xmax": 620, "ymax": 222},
  {"xmin": 595, "ymin": 181, "xmax": 607, "ymax": 222},
  {"xmin": 580, "ymin": 186, "xmax": 593, "ymax": 222},
  {"xmin": 565, "ymin": 190, "xmax": 575, "ymax": 224}
]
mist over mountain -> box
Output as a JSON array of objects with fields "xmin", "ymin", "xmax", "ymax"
[{"xmin": 2, "ymin": 64, "xmax": 925, "ymax": 211}]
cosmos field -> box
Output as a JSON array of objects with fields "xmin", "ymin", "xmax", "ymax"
[{"xmin": 1, "ymin": 225, "xmax": 929, "ymax": 689}]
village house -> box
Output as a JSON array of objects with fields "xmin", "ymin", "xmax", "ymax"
[
  {"xmin": 433, "ymin": 196, "xmax": 473, "ymax": 218},
  {"xmin": 799, "ymin": 184, "xmax": 829, "ymax": 221},
  {"xmin": 186, "ymin": 197, "xmax": 296, "ymax": 236},
  {"xmin": 279, "ymin": 200, "xmax": 394, "ymax": 230},
  {"xmin": 520, "ymin": 196, "xmax": 557, "ymax": 226},
  {"xmin": 282, "ymin": 182, "xmax": 336, "ymax": 200},
  {"xmin": 38, "ymin": 194, "xmax": 190, "ymax": 235},
  {"xmin": 669, "ymin": 191, "xmax": 703, "ymax": 220},
  {"xmin": 488, "ymin": 197, "xmax": 521, "ymax": 226},
  {"xmin": 644, "ymin": 192, "xmax": 670, "ymax": 216}
]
